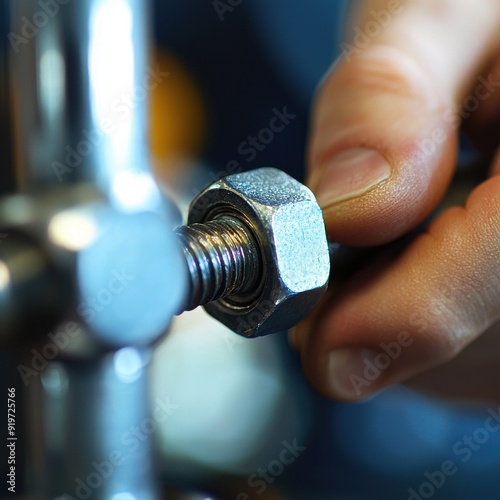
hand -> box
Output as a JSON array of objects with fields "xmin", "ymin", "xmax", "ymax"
[{"xmin": 294, "ymin": 0, "xmax": 500, "ymax": 402}]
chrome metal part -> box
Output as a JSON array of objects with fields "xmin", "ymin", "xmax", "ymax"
[
  {"xmin": 10, "ymin": 0, "xmax": 162, "ymax": 214},
  {"xmin": 179, "ymin": 167, "xmax": 331, "ymax": 338},
  {"xmin": 42, "ymin": 353, "xmax": 157, "ymax": 500},
  {"xmin": 4, "ymin": 1, "xmax": 186, "ymax": 498},
  {"xmin": 176, "ymin": 215, "xmax": 261, "ymax": 311},
  {"xmin": 0, "ymin": 185, "xmax": 185, "ymax": 351}
]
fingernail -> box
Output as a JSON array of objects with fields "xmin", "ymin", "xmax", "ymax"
[
  {"xmin": 327, "ymin": 347, "xmax": 383, "ymax": 400},
  {"xmin": 315, "ymin": 148, "xmax": 391, "ymax": 207}
]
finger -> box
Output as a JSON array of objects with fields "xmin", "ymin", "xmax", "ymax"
[
  {"xmin": 407, "ymin": 320, "xmax": 500, "ymax": 403},
  {"xmin": 308, "ymin": 0, "xmax": 500, "ymax": 246},
  {"xmin": 299, "ymin": 174, "xmax": 500, "ymax": 401}
]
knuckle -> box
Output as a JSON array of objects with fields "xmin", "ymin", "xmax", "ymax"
[
  {"xmin": 334, "ymin": 44, "xmax": 442, "ymax": 106},
  {"xmin": 412, "ymin": 293, "xmax": 476, "ymax": 364},
  {"xmin": 428, "ymin": 321, "xmax": 466, "ymax": 364}
]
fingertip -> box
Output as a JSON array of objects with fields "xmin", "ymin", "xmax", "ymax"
[
  {"xmin": 323, "ymin": 347, "xmax": 386, "ymax": 401},
  {"xmin": 308, "ymin": 50, "xmax": 458, "ymax": 246},
  {"xmin": 316, "ymin": 137, "xmax": 456, "ymax": 247}
]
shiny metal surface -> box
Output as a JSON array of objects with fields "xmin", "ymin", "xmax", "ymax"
[
  {"xmin": 4, "ymin": 0, "xmax": 186, "ymax": 497},
  {"xmin": 10, "ymin": 0, "xmax": 161, "ymax": 213},
  {"xmin": 181, "ymin": 168, "xmax": 330, "ymax": 337},
  {"xmin": 42, "ymin": 353, "xmax": 158, "ymax": 500},
  {"xmin": 176, "ymin": 215, "xmax": 261, "ymax": 311},
  {"xmin": 0, "ymin": 186, "xmax": 185, "ymax": 350}
]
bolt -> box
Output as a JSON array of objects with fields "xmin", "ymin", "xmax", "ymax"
[
  {"xmin": 176, "ymin": 224, "xmax": 358, "ymax": 317},
  {"xmin": 176, "ymin": 215, "xmax": 262, "ymax": 312},
  {"xmin": 174, "ymin": 168, "xmax": 331, "ymax": 337}
]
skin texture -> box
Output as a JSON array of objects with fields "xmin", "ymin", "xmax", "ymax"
[{"xmin": 294, "ymin": 0, "xmax": 500, "ymax": 403}]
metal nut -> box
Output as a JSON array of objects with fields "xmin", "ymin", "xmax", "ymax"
[{"xmin": 188, "ymin": 167, "xmax": 330, "ymax": 337}]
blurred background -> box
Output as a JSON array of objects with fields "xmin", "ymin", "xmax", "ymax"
[{"xmin": 3, "ymin": 0, "xmax": 500, "ymax": 499}]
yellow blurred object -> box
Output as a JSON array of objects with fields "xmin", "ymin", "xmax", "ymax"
[{"xmin": 149, "ymin": 49, "xmax": 206, "ymax": 167}]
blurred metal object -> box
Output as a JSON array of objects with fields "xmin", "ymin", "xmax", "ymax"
[
  {"xmin": 10, "ymin": 0, "xmax": 154, "ymax": 203},
  {"xmin": 0, "ymin": 185, "xmax": 185, "ymax": 351},
  {"xmin": 0, "ymin": 0, "xmax": 15, "ymax": 195},
  {"xmin": 42, "ymin": 353, "xmax": 158, "ymax": 499},
  {"xmin": 4, "ymin": 0, "xmax": 186, "ymax": 498},
  {"xmin": 177, "ymin": 168, "xmax": 330, "ymax": 337}
]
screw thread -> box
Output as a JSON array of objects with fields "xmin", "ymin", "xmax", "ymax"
[{"xmin": 176, "ymin": 215, "xmax": 261, "ymax": 312}]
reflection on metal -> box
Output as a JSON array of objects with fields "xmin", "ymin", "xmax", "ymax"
[
  {"xmin": 42, "ymin": 353, "xmax": 158, "ymax": 499},
  {"xmin": 110, "ymin": 169, "xmax": 163, "ymax": 213},
  {"xmin": 0, "ymin": 260, "xmax": 10, "ymax": 291},
  {"xmin": 10, "ymin": 0, "xmax": 156, "ymax": 208},
  {"xmin": 41, "ymin": 362, "xmax": 69, "ymax": 399},
  {"xmin": 114, "ymin": 347, "xmax": 147, "ymax": 383},
  {"xmin": 39, "ymin": 48, "xmax": 66, "ymax": 128},
  {"xmin": 111, "ymin": 493, "xmax": 140, "ymax": 500},
  {"xmin": 48, "ymin": 208, "xmax": 100, "ymax": 251}
]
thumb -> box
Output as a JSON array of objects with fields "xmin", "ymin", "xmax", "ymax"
[{"xmin": 308, "ymin": 0, "xmax": 500, "ymax": 246}]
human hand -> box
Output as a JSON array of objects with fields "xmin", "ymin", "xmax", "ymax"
[{"xmin": 294, "ymin": 0, "xmax": 500, "ymax": 402}]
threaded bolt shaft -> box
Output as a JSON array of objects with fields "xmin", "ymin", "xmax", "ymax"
[{"xmin": 176, "ymin": 215, "xmax": 262, "ymax": 312}]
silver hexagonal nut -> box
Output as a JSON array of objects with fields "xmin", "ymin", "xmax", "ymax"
[{"xmin": 188, "ymin": 167, "xmax": 330, "ymax": 337}]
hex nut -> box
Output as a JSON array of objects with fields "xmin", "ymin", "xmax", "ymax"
[{"xmin": 188, "ymin": 167, "xmax": 330, "ymax": 337}]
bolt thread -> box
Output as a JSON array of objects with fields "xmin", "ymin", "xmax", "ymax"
[{"xmin": 176, "ymin": 215, "xmax": 261, "ymax": 311}]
